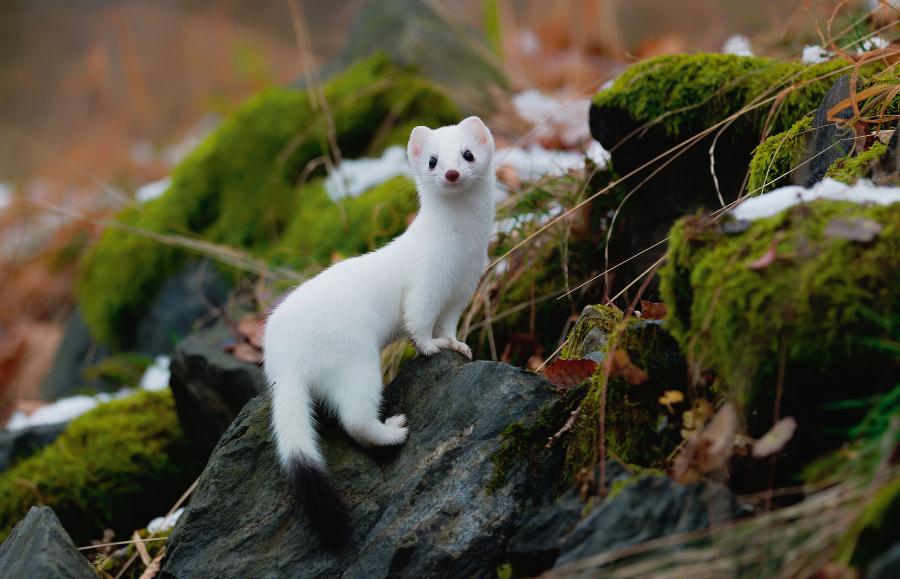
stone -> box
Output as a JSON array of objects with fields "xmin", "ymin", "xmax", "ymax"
[
  {"xmin": 804, "ymin": 75, "xmax": 854, "ymax": 187},
  {"xmin": 169, "ymin": 321, "xmax": 265, "ymax": 458},
  {"xmin": 554, "ymin": 476, "xmax": 742, "ymax": 572},
  {"xmin": 0, "ymin": 422, "xmax": 67, "ymax": 472},
  {"xmin": 0, "ymin": 506, "xmax": 95, "ymax": 579},
  {"xmin": 41, "ymin": 307, "xmax": 110, "ymax": 400},
  {"xmin": 161, "ymin": 352, "xmax": 560, "ymax": 578}
]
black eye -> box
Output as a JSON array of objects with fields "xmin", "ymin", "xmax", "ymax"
[
  {"xmin": 428, "ymin": 156, "xmax": 438, "ymax": 170},
  {"xmin": 463, "ymin": 150, "xmax": 475, "ymax": 162}
]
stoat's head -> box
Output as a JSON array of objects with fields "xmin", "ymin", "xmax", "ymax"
[{"xmin": 407, "ymin": 116, "xmax": 495, "ymax": 197}]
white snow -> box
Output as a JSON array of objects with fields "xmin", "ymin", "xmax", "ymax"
[
  {"xmin": 802, "ymin": 45, "xmax": 833, "ymax": 64},
  {"xmin": 496, "ymin": 140, "xmax": 608, "ymax": 183},
  {"xmin": 147, "ymin": 507, "xmax": 184, "ymax": 534},
  {"xmin": 136, "ymin": 178, "xmax": 171, "ymax": 203},
  {"xmin": 324, "ymin": 146, "xmax": 409, "ymax": 201},
  {"xmin": 512, "ymin": 90, "xmax": 593, "ymax": 147},
  {"xmin": 731, "ymin": 178, "xmax": 900, "ymax": 221},
  {"xmin": 859, "ymin": 36, "xmax": 890, "ymax": 52},
  {"xmin": 139, "ymin": 355, "xmax": 171, "ymax": 392},
  {"xmin": 722, "ymin": 35, "xmax": 754, "ymax": 56},
  {"xmin": 4, "ymin": 355, "xmax": 172, "ymax": 431}
]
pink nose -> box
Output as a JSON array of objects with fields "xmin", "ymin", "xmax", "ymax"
[{"xmin": 445, "ymin": 170, "xmax": 460, "ymax": 182}]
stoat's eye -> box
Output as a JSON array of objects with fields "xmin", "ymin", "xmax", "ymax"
[
  {"xmin": 428, "ymin": 156, "xmax": 438, "ymax": 170},
  {"xmin": 462, "ymin": 149, "xmax": 475, "ymax": 162}
]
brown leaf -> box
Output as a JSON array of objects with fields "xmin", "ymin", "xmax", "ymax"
[
  {"xmin": 640, "ymin": 301, "xmax": 667, "ymax": 320},
  {"xmin": 658, "ymin": 390, "xmax": 684, "ymax": 414},
  {"xmin": 824, "ymin": 218, "xmax": 882, "ymax": 243},
  {"xmin": 673, "ymin": 403, "xmax": 737, "ymax": 484},
  {"xmin": 542, "ymin": 358, "xmax": 597, "ymax": 390},
  {"xmin": 225, "ymin": 342, "xmax": 263, "ymax": 365},
  {"xmin": 609, "ymin": 349, "xmax": 648, "ymax": 385},
  {"xmin": 237, "ymin": 314, "xmax": 266, "ymax": 349},
  {"xmin": 753, "ymin": 417, "xmax": 797, "ymax": 458},
  {"xmin": 746, "ymin": 233, "xmax": 783, "ymax": 270}
]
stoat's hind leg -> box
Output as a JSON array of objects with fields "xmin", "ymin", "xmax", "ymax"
[{"xmin": 322, "ymin": 350, "xmax": 409, "ymax": 447}]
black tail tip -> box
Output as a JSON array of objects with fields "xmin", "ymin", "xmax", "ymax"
[{"xmin": 286, "ymin": 459, "xmax": 351, "ymax": 551}]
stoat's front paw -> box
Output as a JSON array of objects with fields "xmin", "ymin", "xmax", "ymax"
[
  {"xmin": 415, "ymin": 339, "xmax": 441, "ymax": 356},
  {"xmin": 433, "ymin": 338, "xmax": 473, "ymax": 360}
]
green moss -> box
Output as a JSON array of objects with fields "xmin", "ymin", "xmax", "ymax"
[
  {"xmin": 594, "ymin": 54, "xmax": 863, "ymax": 138},
  {"xmin": 747, "ymin": 116, "xmax": 812, "ymax": 195},
  {"xmin": 82, "ymin": 353, "xmax": 153, "ymax": 388},
  {"xmin": 560, "ymin": 305, "xmax": 690, "ymax": 477},
  {"xmin": 826, "ymin": 142, "xmax": 890, "ymax": 183},
  {"xmin": 270, "ymin": 175, "xmax": 416, "ymax": 269},
  {"xmin": 0, "ymin": 390, "xmax": 199, "ymax": 544},
  {"xmin": 78, "ymin": 54, "xmax": 459, "ymax": 347},
  {"xmin": 660, "ymin": 201, "xmax": 900, "ymax": 438}
]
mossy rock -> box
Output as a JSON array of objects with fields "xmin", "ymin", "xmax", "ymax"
[
  {"xmin": 826, "ymin": 141, "xmax": 891, "ymax": 183},
  {"xmin": 78, "ymin": 54, "xmax": 459, "ymax": 347},
  {"xmin": 746, "ymin": 116, "xmax": 812, "ymax": 195},
  {"xmin": 660, "ymin": 200, "xmax": 899, "ymax": 471},
  {"xmin": 559, "ymin": 305, "xmax": 689, "ymax": 477},
  {"xmin": 0, "ymin": 389, "xmax": 200, "ymax": 544}
]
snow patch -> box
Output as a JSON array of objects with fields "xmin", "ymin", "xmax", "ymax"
[
  {"xmin": 859, "ymin": 36, "xmax": 889, "ymax": 52},
  {"xmin": 722, "ymin": 35, "xmax": 753, "ymax": 56},
  {"xmin": 496, "ymin": 140, "xmax": 608, "ymax": 183},
  {"xmin": 802, "ymin": 45, "xmax": 833, "ymax": 64},
  {"xmin": 140, "ymin": 355, "xmax": 171, "ymax": 392},
  {"xmin": 147, "ymin": 508, "xmax": 184, "ymax": 534},
  {"xmin": 136, "ymin": 178, "xmax": 171, "ymax": 203},
  {"xmin": 512, "ymin": 90, "xmax": 593, "ymax": 147},
  {"xmin": 324, "ymin": 146, "xmax": 409, "ymax": 201},
  {"xmin": 4, "ymin": 355, "xmax": 172, "ymax": 431},
  {"xmin": 731, "ymin": 178, "xmax": 900, "ymax": 221}
]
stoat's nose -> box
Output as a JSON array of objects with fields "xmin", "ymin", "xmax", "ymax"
[{"xmin": 445, "ymin": 170, "xmax": 460, "ymax": 182}]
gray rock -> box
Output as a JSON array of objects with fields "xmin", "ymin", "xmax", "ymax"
[
  {"xmin": 0, "ymin": 506, "xmax": 95, "ymax": 579},
  {"xmin": 162, "ymin": 352, "xmax": 560, "ymax": 578},
  {"xmin": 804, "ymin": 75, "xmax": 854, "ymax": 187},
  {"xmin": 507, "ymin": 462, "xmax": 630, "ymax": 576},
  {"xmin": 133, "ymin": 260, "xmax": 230, "ymax": 355},
  {"xmin": 169, "ymin": 322, "xmax": 266, "ymax": 458},
  {"xmin": 0, "ymin": 423, "xmax": 67, "ymax": 472},
  {"xmin": 41, "ymin": 307, "xmax": 110, "ymax": 400},
  {"xmin": 869, "ymin": 541, "xmax": 900, "ymax": 579},
  {"xmin": 554, "ymin": 476, "xmax": 741, "ymax": 572}
]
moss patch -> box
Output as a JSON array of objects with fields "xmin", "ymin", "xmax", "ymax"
[
  {"xmin": 826, "ymin": 141, "xmax": 890, "ymax": 183},
  {"xmin": 593, "ymin": 54, "xmax": 862, "ymax": 138},
  {"xmin": 560, "ymin": 305, "xmax": 690, "ymax": 477},
  {"xmin": 82, "ymin": 353, "xmax": 153, "ymax": 389},
  {"xmin": 0, "ymin": 389, "xmax": 199, "ymax": 544},
  {"xmin": 78, "ymin": 54, "xmax": 459, "ymax": 347},
  {"xmin": 746, "ymin": 116, "xmax": 812, "ymax": 194},
  {"xmin": 660, "ymin": 201, "xmax": 900, "ymax": 440}
]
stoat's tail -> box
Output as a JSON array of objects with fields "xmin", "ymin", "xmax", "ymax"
[{"xmin": 268, "ymin": 372, "xmax": 351, "ymax": 550}]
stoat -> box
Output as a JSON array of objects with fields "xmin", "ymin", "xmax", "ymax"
[{"xmin": 263, "ymin": 116, "xmax": 496, "ymax": 548}]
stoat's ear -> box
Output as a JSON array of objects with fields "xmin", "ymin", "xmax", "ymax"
[
  {"xmin": 459, "ymin": 116, "xmax": 493, "ymax": 148},
  {"xmin": 407, "ymin": 126, "xmax": 431, "ymax": 161}
]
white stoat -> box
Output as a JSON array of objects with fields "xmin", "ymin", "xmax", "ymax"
[{"xmin": 263, "ymin": 116, "xmax": 496, "ymax": 548}]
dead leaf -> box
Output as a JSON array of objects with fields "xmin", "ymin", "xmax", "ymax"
[
  {"xmin": 746, "ymin": 233, "xmax": 784, "ymax": 270},
  {"xmin": 542, "ymin": 358, "xmax": 597, "ymax": 391},
  {"xmin": 225, "ymin": 342, "xmax": 263, "ymax": 365},
  {"xmin": 138, "ymin": 547, "xmax": 165, "ymax": 579},
  {"xmin": 609, "ymin": 349, "xmax": 648, "ymax": 385},
  {"xmin": 658, "ymin": 390, "xmax": 684, "ymax": 414},
  {"xmin": 673, "ymin": 403, "xmax": 737, "ymax": 484},
  {"xmin": 681, "ymin": 399, "xmax": 714, "ymax": 439},
  {"xmin": 753, "ymin": 417, "xmax": 798, "ymax": 458},
  {"xmin": 824, "ymin": 218, "xmax": 882, "ymax": 243},
  {"xmin": 640, "ymin": 301, "xmax": 667, "ymax": 320},
  {"xmin": 237, "ymin": 314, "xmax": 266, "ymax": 349}
]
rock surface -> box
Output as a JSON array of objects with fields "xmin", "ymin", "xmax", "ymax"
[
  {"xmin": 869, "ymin": 541, "xmax": 900, "ymax": 579},
  {"xmin": 169, "ymin": 321, "xmax": 265, "ymax": 458},
  {"xmin": 0, "ymin": 506, "xmax": 95, "ymax": 579},
  {"xmin": 0, "ymin": 422, "xmax": 67, "ymax": 472},
  {"xmin": 162, "ymin": 352, "xmax": 561, "ymax": 579},
  {"xmin": 41, "ymin": 307, "xmax": 110, "ymax": 400},
  {"xmin": 804, "ymin": 75, "xmax": 853, "ymax": 187}
]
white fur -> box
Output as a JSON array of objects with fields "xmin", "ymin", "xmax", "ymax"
[{"xmin": 264, "ymin": 117, "xmax": 496, "ymax": 468}]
